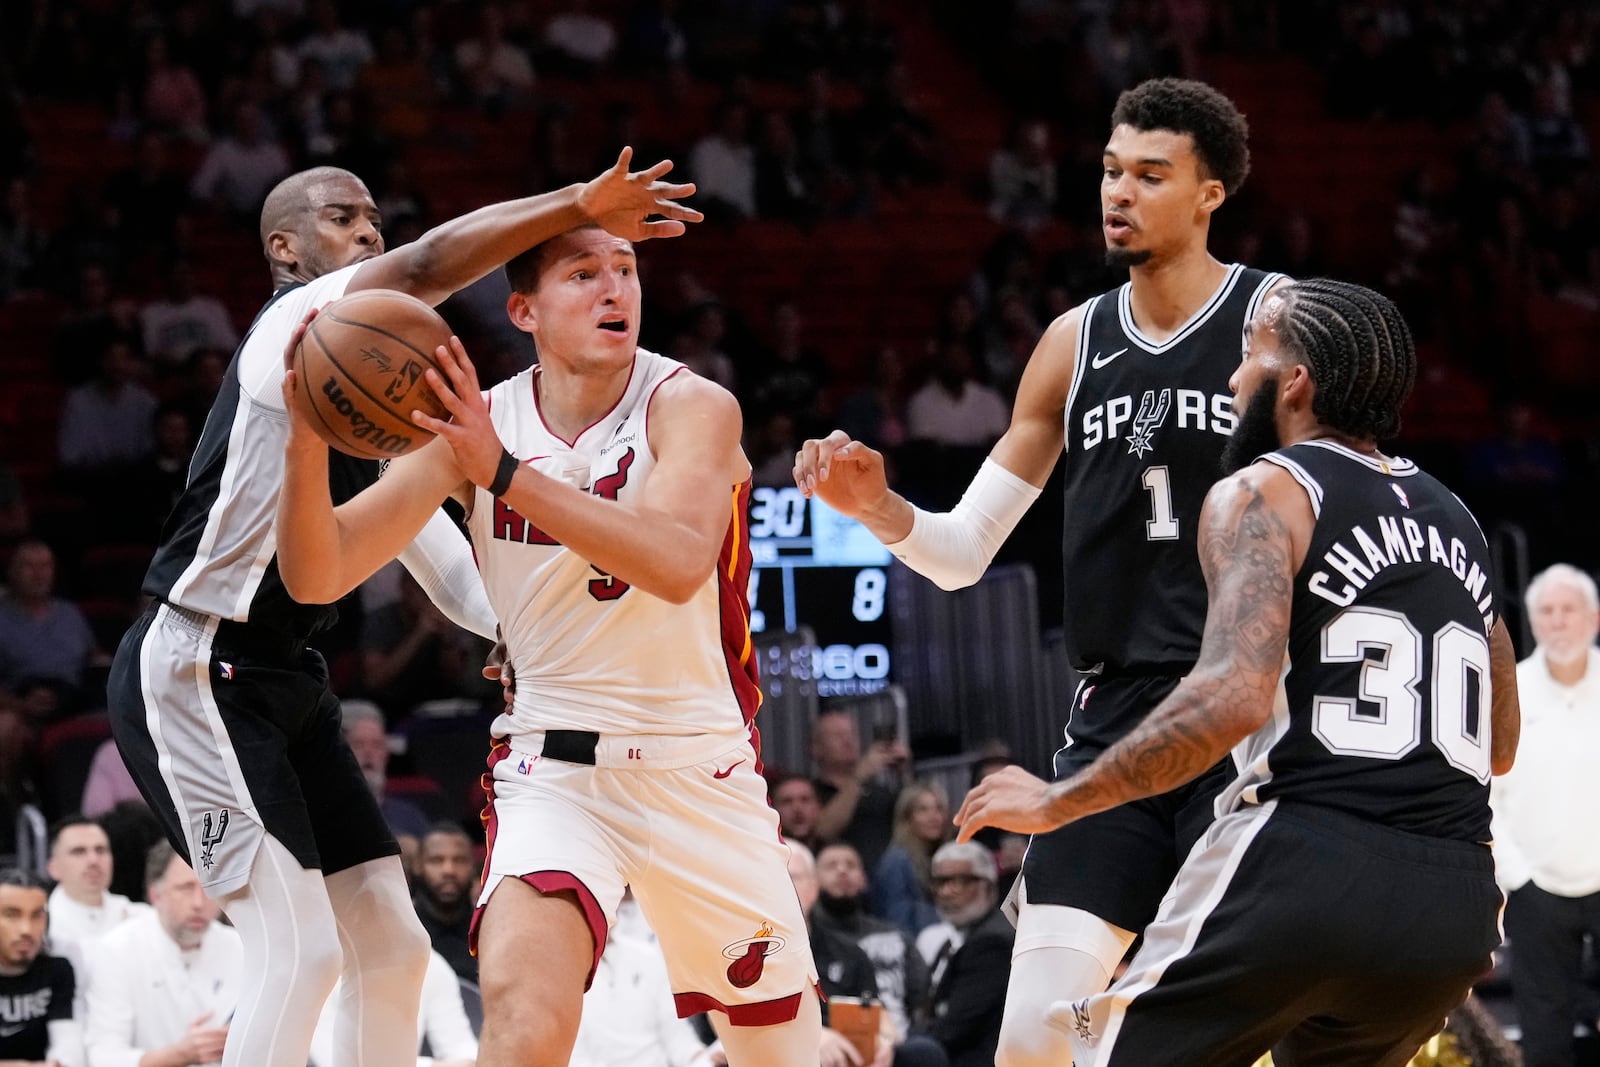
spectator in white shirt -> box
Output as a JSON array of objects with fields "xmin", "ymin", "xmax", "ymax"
[
  {"xmin": 295, "ymin": 0, "xmax": 374, "ymax": 91},
  {"xmin": 82, "ymin": 844, "xmax": 241, "ymax": 1067},
  {"xmin": 543, "ymin": 0, "xmax": 617, "ymax": 72},
  {"xmin": 905, "ymin": 339, "xmax": 1009, "ymax": 448},
  {"xmin": 688, "ymin": 103, "xmax": 758, "ymax": 223},
  {"xmin": 1490, "ymin": 562, "xmax": 1595, "ymax": 1067},
  {"xmin": 46, "ymin": 818, "xmax": 141, "ymax": 954},
  {"xmin": 568, "ymin": 894, "xmax": 712, "ymax": 1067},
  {"xmin": 189, "ymin": 104, "xmax": 291, "ymax": 220},
  {"xmin": 309, "ymin": 948, "xmax": 476, "ymax": 1067},
  {"xmin": 454, "ymin": 5, "xmax": 536, "ymax": 112},
  {"xmin": 139, "ymin": 261, "xmax": 239, "ymax": 371}
]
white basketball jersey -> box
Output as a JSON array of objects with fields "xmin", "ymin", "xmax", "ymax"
[{"xmin": 467, "ymin": 348, "xmax": 761, "ymax": 740}]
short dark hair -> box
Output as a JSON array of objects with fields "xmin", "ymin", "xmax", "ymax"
[
  {"xmin": 1273, "ymin": 279, "xmax": 1417, "ymax": 441},
  {"xmin": 49, "ymin": 814, "xmax": 103, "ymax": 851},
  {"xmin": 1111, "ymin": 78, "xmax": 1251, "ymax": 196},
  {"xmin": 504, "ymin": 223, "xmax": 605, "ymax": 294},
  {"xmin": 422, "ymin": 821, "xmax": 472, "ymax": 843},
  {"xmin": 144, "ymin": 840, "xmax": 180, "ymax": 890},
  {"xmin": 0, "ymin": 868, "xmax": 49, "ymax": 894}
]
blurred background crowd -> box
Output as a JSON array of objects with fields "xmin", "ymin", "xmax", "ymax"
[{"xmin": 0, "ymin": 0, "xmax": 1596, "ymax": 1063}]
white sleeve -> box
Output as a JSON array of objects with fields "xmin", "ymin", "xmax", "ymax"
[
  {"xmin": 82, "ymin": 952, "xmax": 144, "ymax": 1067},
  {"xmin": 886, "ymin": 458, "xmax": 1041, "ymax": 591},
  {"xmin": 418, "ymin": 952, "xmax": 479, "ymax": 1062},
  {"xmin": 399, "ymin": 508, "xmax": 498, "ymax": 642},
  {"xmin": 1488, "ymin": 775, "xmax": 1532, "ymax": 893},
  {"xmin": 47, "ymin": 1017, "xmax": 85, "ymax": 1067}
]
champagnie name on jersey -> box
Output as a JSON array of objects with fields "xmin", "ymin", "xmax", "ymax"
[
  {"xmin": 1309, "ymin": 513, "xmax": 1494, "ymax": 630},
  {"xmin": 1079, "ymin": 387, "xmax": 1235, "ymax": 455}
]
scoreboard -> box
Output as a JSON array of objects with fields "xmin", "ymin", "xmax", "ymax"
[{"xmin": 745, "ymin": 486, "xmax": 893, "ymax": 697}]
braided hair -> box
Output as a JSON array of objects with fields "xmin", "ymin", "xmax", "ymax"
[
  {"xmin": 1111, "ymin": 78, "xmax": 1251, "ymax": 195},
  {"xmin": 1273, "ymin": 279, "xmax": 1417, "ymax": 441}
]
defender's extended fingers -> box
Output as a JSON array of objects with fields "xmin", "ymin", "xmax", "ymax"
[
  {"xmin": 610, "ymin": 146, "xmax": 633, "ymax": 174},
  {"xmin": 636, "ymin": 156, "xmax": 676, "ymax": 182}
]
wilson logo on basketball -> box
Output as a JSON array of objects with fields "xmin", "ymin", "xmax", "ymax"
[
  {"xmin": 320, "ymin": 376, "xmax": 414, "ymax": 456},
  {"xmin": 722, "ymin": 922, "xmax": 785, "ymax": 989}
]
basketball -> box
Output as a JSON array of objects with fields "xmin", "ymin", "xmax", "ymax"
[{"xmin": 291, "ymin": 289, "xmax": 454, "ymax": 460}]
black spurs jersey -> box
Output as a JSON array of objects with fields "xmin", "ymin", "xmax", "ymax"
[
  {"xmin": 1061, "ymin": 264, "xmax": 1282, "ymax": 675},
  {"xmin": 142, "ymin": 265, "xmax": 378, "ymax": 639},
  {"xmin": 1220, "ymin": 441, "xmax": 1498, "ymax": 842}
]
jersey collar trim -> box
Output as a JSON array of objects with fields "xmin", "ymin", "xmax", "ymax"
[
  {"xmin": 1300, "ymin": 438, "xmax": 1417, "ymax": 475},
  {"xmin": 1117, "ymin": 262, "xmax": 1244, "ymax": 355}
]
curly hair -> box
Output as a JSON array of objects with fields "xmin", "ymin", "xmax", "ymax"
[
  {"xmin": 1273, "ymin": 278, "xmax": 1418, "ymax": 441},
  {"xmin": 1111, "ymin": 78, "xmax": 1252, "ymax": 196}
]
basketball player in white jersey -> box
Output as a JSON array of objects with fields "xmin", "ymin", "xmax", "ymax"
[
  {"xmin": 107, "ymin": 149, "xmax": 701, "ymax": 1067},
  {"xmin": 274, "ymin": 224, "xmax": 821, "ymax": 1067}
]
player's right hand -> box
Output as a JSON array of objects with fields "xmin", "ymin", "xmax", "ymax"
[{"xmin": 794, "ymin": 430, "xmax": 888, "ymax": 518}]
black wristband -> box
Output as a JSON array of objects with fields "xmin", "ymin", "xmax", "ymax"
[{"xmin": 488, "ymin": 449, "xmax": 519, "ymax": 498}]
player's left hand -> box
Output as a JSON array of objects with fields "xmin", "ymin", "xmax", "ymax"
[
  {"xmin": 414, "ymin": 336, "xmax": 503, "ymax": 488},
  {"xmin": 579, "ymin": 146, "xmax": 704, "ymax": 242},
  {"xmin": 953, "ymin": 765, "xmax": 1063, "ymax": 842}
]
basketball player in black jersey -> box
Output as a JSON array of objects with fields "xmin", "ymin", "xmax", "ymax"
[
  {"xmin": 795, "ymin": 78, "xmax": 1285, "ymax": 1066},
  {"xmin": 957, "ymin": 279, "xmax": 1521, "ymax": 1065},
  {"xmin": 103, "ymin": 151, "xmax": 701, "ymax": 1067}
]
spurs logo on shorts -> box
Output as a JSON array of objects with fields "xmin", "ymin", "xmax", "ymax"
[
  {"xmin": 1069, "ymin": 999, "xmax": 1095, "ymax": 1042},
  {"xmin": 198, "ymin": 809, "xmax": 231, "ymax": 872},
  {"xmin": 722, "ymin": 922, "xmax": 784, "ymax": 989}
]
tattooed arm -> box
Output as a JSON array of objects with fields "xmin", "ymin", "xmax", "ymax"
[{"xmin": 954, "ymin": 463, "xmax": 1314, "ymax": 840}]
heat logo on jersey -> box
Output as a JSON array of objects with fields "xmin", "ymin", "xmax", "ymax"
[
  {"xmin": 723, "ymin": 922, "xmax": 785, "ymax": 989},
  {"xmin": 1125, "ymin": 388, "xmax": 1171, "ymax": 458}
]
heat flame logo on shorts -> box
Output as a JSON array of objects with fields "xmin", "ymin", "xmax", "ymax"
[{"xmin": 722, "ymin": 922, "xmax": 785, "ymax": 989}]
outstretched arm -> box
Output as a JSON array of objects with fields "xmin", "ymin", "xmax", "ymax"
[
  {"xmin": 955, "ymin": 463, "xmax": 1310, "ymax": 839},
  {"xmin": 793, "ymin": 307, "xmax": 1081, "ymax": 589},
  {"xmin": 351, "ymin": 148, "xmax": 703, "ymax": 307}
]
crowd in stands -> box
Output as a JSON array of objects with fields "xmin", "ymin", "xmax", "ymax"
[{"xmin": 0, "ymin": 1, "xmax": 1596, "ymax": 1062}]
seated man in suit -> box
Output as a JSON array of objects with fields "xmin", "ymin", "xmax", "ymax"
[{"xmin": 915, "ymin": 843, "xmax": 1013, "ymax": 1067}]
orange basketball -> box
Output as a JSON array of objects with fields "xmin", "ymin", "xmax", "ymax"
[{"xmin": 291, "ymin": 289, "xmax": 454, "ymax": 460}]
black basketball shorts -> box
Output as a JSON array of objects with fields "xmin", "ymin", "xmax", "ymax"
[
  {"xmin": 1019, "ymin": 672, "xmax": 1229, "ymax": 933},
  {"xmin": 107, "ymin": 602, "xmax": 397, "ymax": 896}
]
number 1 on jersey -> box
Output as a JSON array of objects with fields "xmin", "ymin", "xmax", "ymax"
[{"xmin": 1142, "ymin": 466, "xmax": 1179, "ymax": 541}]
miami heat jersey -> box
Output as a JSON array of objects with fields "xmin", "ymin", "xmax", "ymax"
[
  {"xmin": 1061, "ymin": 264, "xmax": 1282, "ymax": 678},
  {"xmin": 466, "ymin": 348, "xmax": 761, "ymax": 740},
  {"xmin": 1219, "ymin": 440, "xmax": 1497, "ymax": 842}
]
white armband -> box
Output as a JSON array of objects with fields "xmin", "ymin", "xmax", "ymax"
[
  {"xmin": 399, "ymin": 510, "xmax": 498, "ymax": 641},
  {"xmin": 886, "ymin": 458, "xmax": 1041, "ymax": 591}
]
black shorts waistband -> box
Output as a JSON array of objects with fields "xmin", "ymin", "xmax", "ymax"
[
  {"xmin": 1270, "ymin": 801, "xmax": 1494, "ymax": 875},
  {"xmin": 541, "ymin": 730, "xmax": 599, "ymax": 765},
  {"xmin": 157, "ymin": 601, "xmax": 308, "ymax": 662}
]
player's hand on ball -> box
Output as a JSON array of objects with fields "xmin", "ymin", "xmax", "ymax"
[
  {"xmin": 412, "ymin": 336, "xmax": 503, "ymax": 489},
  {"xmin": 954, "ymin": 766, "xmax": 1062, "ymax": 842},
  {"xmin": 794, "ymin": 430, "xmax": 889, "ymax": 518},
  {"xmin": 578, "ymin": 146, "xmax": 704, "ymax": 242}
]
